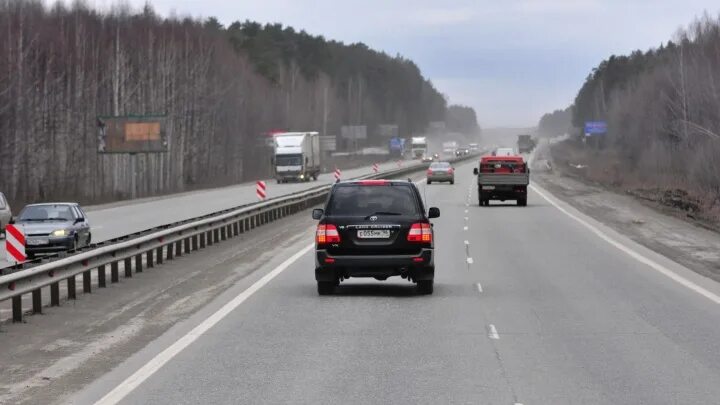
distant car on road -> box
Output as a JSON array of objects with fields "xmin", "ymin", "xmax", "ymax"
[
  {"xmin": 0, "ymin": 192, "xmax": 11, "ymax": 238},
  {"xmin": 422, "ymin": 154, "xmax": 434, "ymax": 163},
  {"xmin": 312, "ymin": 179, "xmax": 440, "ymax": 295},
  {"xmin": 12, "ymin": 203, "xmax": 92, "ymax": 258},
  {"xmin": 492, "ymin": 147, "xmax": 515, "ymax": 156},
  {"xmin": 427, "ymin": 161, "xmax": 455, "ymax": 184}
]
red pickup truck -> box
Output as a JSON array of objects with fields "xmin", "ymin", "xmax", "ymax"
[{"xmin": 473, "ymin": 155, "xmax": 529, "ymax": 206}]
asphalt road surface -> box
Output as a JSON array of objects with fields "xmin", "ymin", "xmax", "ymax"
[{"xmin": 68, "ymin": 160, "xmax": 720, "ymax": 405}]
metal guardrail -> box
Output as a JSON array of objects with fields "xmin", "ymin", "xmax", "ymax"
[{"xmin": 0, "ymin": 155, "xmax": 477, "ymax": 323}]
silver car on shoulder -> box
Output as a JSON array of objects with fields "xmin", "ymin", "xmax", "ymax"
[
  {"xmin": 0, "ymin": 192, "xmax": 11, "ymax": 238},
  {"xmin": 426, "ymin": 161, "xmax": 455, "ymax": 184}
]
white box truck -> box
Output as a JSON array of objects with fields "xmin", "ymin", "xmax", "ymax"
[
  {"xmin": 273, "ymin": 132, "xmax": 321, "ymax": 183},
  {"xmin": 410, "ymin": 137, "xmax": 428, "ymax": 159},
  {"xmin": 442, "ymin": 141, "xmax": 458, "ymax": 158}
]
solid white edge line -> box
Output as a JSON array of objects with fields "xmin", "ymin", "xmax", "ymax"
[
  {"xmin": 463, "ymin": 226, "xmax": 468, "ymax": 231},
  {"xmin": 488, "ymin": 324, "xmax": 499, "ymax": 339},
  {"xmin": 530, "ymin": 184, "xmax": 720, "ymax": 306},
  {"xmin": 467, "ymin": 257, "xmax": 474, "ymax": 264},
  {"xmin": 94, "ymin": 243, "xmax": 315, "ymax": 405}
]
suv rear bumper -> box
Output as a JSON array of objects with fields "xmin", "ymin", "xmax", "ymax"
[{"xmin": 315, "ymin": 249, "xmax": 434, "ymax": 281}]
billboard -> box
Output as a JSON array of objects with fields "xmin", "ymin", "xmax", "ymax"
[
  {"xmin": 97, "ymin": 115, "xmax": 168, "ymax": 153},
  {"xmin": 340, "ymin": 125, "xmax": 367, "ymax": 140}
]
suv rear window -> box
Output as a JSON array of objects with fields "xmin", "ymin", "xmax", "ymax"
[
  {"xmin": 326, "ymin": 185, "xmax": 420, "ymax": 216},
  {"xmin": 430, "ymin": 162, "xmax": 450, "ymax": 169}
]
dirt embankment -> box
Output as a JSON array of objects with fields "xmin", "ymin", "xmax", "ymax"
[{"xmin": 549, "ymin": 139, "xmax": 720, "ymax": 231}]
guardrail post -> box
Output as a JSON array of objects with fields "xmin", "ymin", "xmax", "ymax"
[
  {"xmin": 214, "ymin": 229, "xmax": 220, "ymax": 243},
  {"xmin": 185, "ymin": 237, "xmax": 191, "ymax": 253},
  {"xmin": 206, "ymin": 230, "xmax": 213, "ymax": 246},
  {"xmin": 111, "ymin": 261, "xmax": 119, "ymax": 283},
  {"xmin": 156, "ymin": 246, "xmax": 164, "ymax": 264},
  {"xmin": 124, "ymin": 258, "xmax": 132, "ymax": 277},
  {"xmin": 68, "ymin": 275, "xmax": 76, "ymax": 299},
  {"xmin": 50, "ymin": 282, "xmax": 59, "ymax": 306},
  {"xmin": 175, "ymin": 240, "xmax": 183, "ymax": 256},
  {"xmin": 98, "ymin": 265, "xmax": 106, "ymax": 287},
  {"xmin": 32, "ymin": 289, "xmax": 42, "ymax": 313},
  {"xmin": 12, "ymin": 296, "xmax": 22, "ymax": 322},
  {"xmin": 147, "ymin": 250, "xmax": 154, "ymax": 268},
  {"xmin": 83, "ymin": 270, "xmax": 91, "ymax": 293},
  {"xmin": 167, "ymin": 243, "xmax": 174, "ymax": 261},
  {"xmin": 199, "ymin": 233, "xmax": 206, "ymax": 249},
  {"xmin": 221, "ymin": 227, "xmax": 227, "ymax": 241},
  {"xmin": 135, "ymin": 254, "xmax": 143, "ymax": 273},
  {"xmin": 233, "ymin": 222, "xmax": 240, "ymax": 236}
]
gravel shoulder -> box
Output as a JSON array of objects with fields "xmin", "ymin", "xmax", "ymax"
[{"xmin": 531, "ymin": 140, "xmax": 720, "ymax": 283}]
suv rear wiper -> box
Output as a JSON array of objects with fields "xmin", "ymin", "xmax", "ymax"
[{"xmin": 364, "ymin": 212, "xmax": 402, "ymax": 220}]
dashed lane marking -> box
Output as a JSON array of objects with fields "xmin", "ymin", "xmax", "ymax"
[{"xmin": 488, "ymin": 324, "xmax": 499, "ymax": 340}]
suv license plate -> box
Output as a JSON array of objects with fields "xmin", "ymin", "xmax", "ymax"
[
  {"xmin": 357, "ymin": 230, "xmax": 391, "ymax": 239},
  {"xmin": 482, "ymin": 185, "xmax": 496, "ymax": 190}
]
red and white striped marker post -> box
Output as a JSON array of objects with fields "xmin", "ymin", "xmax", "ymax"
[
  {"xmin": 334, "ymin": 168, "xmax": 342, "ymax": 182},
  {"xmin": 5, "ymin": 224, "xmax": 26, "ymax": 263},
  {"xmin": 372, "ymin": 163, "xmax": 379, "ymax": 174},
  {"xmin": 256, "ymin": 181, "xmax": 267, "ymax": 201}
]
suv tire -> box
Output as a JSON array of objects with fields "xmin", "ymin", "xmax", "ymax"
[
  {"xmin": 317, "ymin": 281, "xmax": 335, "ymax": 295},
  {"xmin": 417, "ymin": 279, "xmax": 434, "ymax": 295}
]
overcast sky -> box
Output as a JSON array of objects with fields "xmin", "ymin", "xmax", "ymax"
[{"xmin": 118, "ymin": 0, "xmax": 720, "ymax": 127}]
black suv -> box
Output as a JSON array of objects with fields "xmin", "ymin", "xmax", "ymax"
[{"xmin": 312, "ymin": 180, "xmax": 440, "ymax": 295}]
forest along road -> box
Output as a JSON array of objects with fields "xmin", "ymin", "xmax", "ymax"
[
  {"xmin": 72, "ymin": 160, "xmax": 720, "ymax": 405},
  {"xmin": 0, "ymin": 161, "xmax": 406, "ymax": 269}
]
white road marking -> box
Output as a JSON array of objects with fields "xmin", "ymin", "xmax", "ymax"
[
  {"xmin": 488, "ymin": 324, "xmax": 499, "ymax": 339},
  {"xmin": 476, "ymin": 283, "xmax": 483, "ymax": 293},
  {"xmin": 464, "ymin": 209, "xmax": 468, "ymax": 213},
  {"xmin": 463, "ymin": 226, "xmax": 468, "ymax": 231},
  {"xmin": 467, "ymin": 257, "xmax": 474, "ymax": 264},
  {"xmin": 94, "ymin": 243, "xmax": 315, "ymax": 405},
  {"xmin": 531, "ymin": 184, "xmax": 720, "ymax": 306},
  {"xmin": 464, "ymin": 217, "xmax": 468, "ymax": 221},
  {"xmin": 464, "ymin": 240, "xmax": 469, "ymax": 245}
]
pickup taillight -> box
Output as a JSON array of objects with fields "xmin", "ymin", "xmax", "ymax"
[
  {"xmin": 316, "ymin": 224, "xmax": 341, "ymax": 244},
  {"xmin": 407, "ymin": 223, "xmax": 432, "ymax": 243}
]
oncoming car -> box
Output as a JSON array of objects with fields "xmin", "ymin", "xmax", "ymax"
[
  {"xmin": 426, "ymin": 161, "xmax": 455, "ymax": 184},
  {"xmin": 12, "ymin": 203, "xmax": 91, "ymax": 258},
  {"xmin": 312, "ymin": 180, "xmax": 440, "ymax": 295}
]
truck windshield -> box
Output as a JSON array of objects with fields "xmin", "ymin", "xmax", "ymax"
[
  {"xmin": 326, "ymin": 185, "xmax": 420, "ymax": 216},
  {"xmin": 276, "ymin": 154, "xmax": 302, "ymax": 166}
]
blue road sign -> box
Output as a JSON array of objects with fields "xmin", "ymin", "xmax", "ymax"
[{"xmin": 585, "ymin": 121, "xmax": 607, "ymax": 136}]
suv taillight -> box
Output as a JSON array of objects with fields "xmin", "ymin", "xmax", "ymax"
[
  {"xmin": 316, "ymin": 224, "xmax": 341, "ymax": 244},
  {"xmin": 427, "ymin": 169, "xmax": 433, "ymax": 175},
  {"xmin": 448, "ymin": 168, "xmax": 454, "ymax": 174},
  {"xmin": 407, "ymin": 223, "xmax": 432, "ymax": 243}
]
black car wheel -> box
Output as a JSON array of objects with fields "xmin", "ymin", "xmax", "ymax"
[
  {"xmin": 450, "ymin": 180, "xmax": 454, "ymax": 184},
  {"xmin": 417, "ymin": 280, "xmax": 434, "ymax": 295},
  {"xmin": 427, "ymin": 180, "xmax": 432, "ymax": 184},
  {"xmin": 317, "ymin": 281, "xmax": 336, "ymax": 295}
]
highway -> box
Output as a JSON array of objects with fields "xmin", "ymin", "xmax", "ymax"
[
  {"xmin": 0, "ymin": 161, "xmax": 406, "ymax": 269},
  {"xmin": 67, "ymin": 159, "xmax": 720, "ymax": 405}
]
